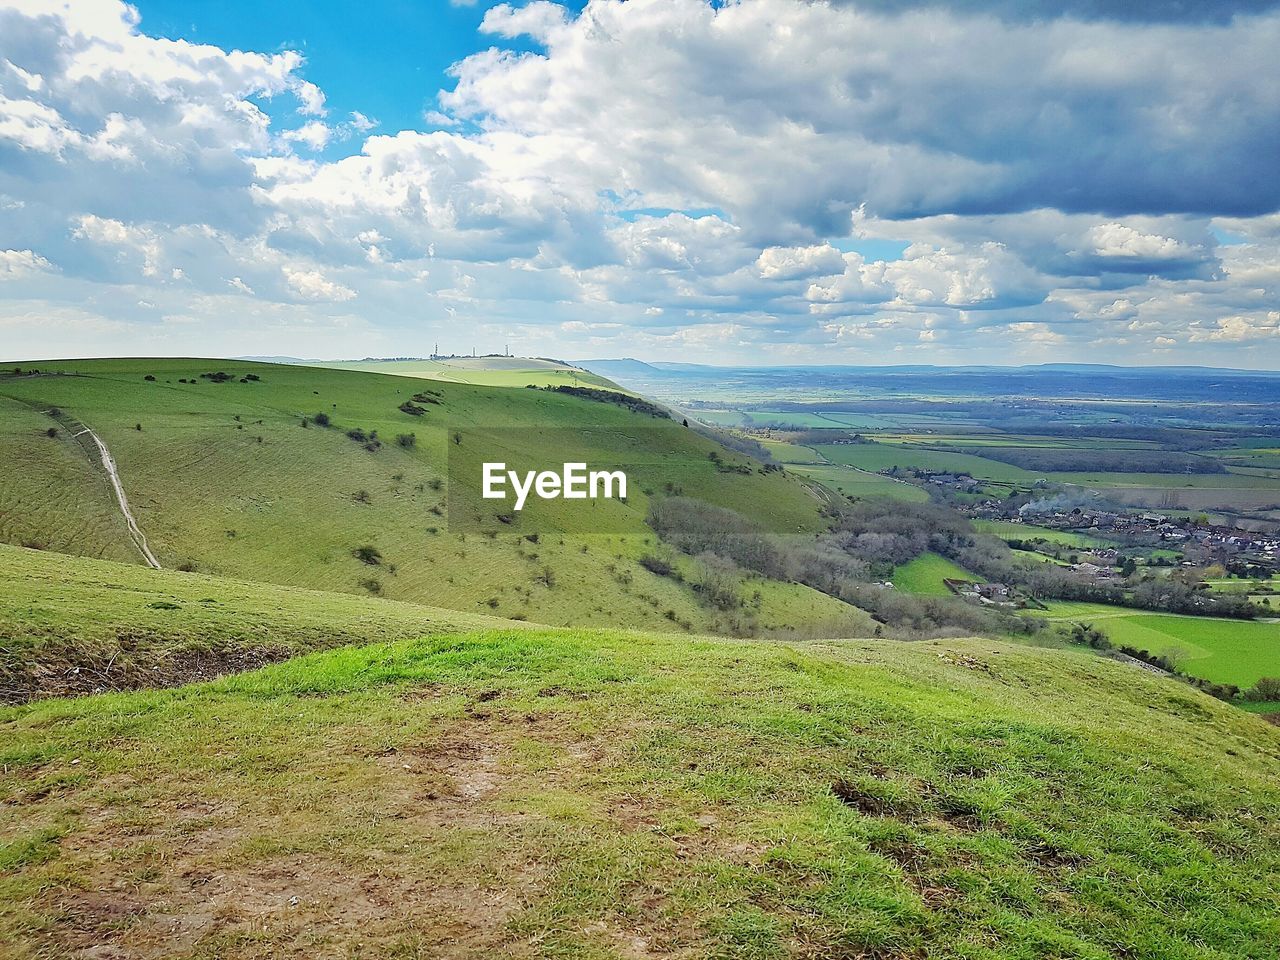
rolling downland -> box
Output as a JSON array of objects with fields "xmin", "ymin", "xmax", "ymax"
[{"xmin": 0, "ymin": 359, "xmax": 870, "ymax": 639}]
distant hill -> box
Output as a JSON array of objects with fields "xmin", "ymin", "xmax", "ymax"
[
  {"xmin": 316, "ymin": 356, "xmax": 627, "ymax": 391},
  {"xmin": 575, "ymin": 359, "xmax": 1280, "ymax": 404}
]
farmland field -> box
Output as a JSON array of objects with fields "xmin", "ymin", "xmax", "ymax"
[
  {"xmin": 756, "ymin": 437, "xmax": 825, "ymax": 463},
  {"xmin": 973, "ymin": 520, "xmax": 1117, "ymax": 548},
  {"xmin": 1040, "ymin": 602, "xmax": 1280, "ymax": 688},
  {"xmin": 891, "ymin": 552, "xmax": 978, "ymax": 595},
  {"xmin": 789, "ymin": 464, "xmax": 932, "ymax": 502},
  {"xmin": 817, "ymin": 442, "xmax": 1039, "ymax": 483}
]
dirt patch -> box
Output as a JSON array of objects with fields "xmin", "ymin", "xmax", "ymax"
[
  {"xmin": 4, "ymin": 643, "xmax": 294, "ymax": 704},
  {"xmin": 28, "ymin": 720, "xmax": 547, "ymax": 959},
  {"xmin": 381, "ymin": 737, "xmax": 504, "ymax": 808},
  {"xmin": 831, "ymin": 779, "xmax": 898, "ymax": 816},
  {"xmin": 1024, "ymin": 840, "xmax": 1084, "ymax": 868}
]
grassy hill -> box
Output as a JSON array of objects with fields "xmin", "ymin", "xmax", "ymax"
[
  {"xmin": 3, "ymin": 621, "xmax": 1279, "ymax": 958},
  {"xmin": 0, "ymin": 359, "xmax": 867, "ymax": 638},
  {"xmin": 318, "ymin": 356, "xmax": 624, "ymax": 391},
  {"xmin": 0, "ymin": 543, "xmax": 518, "ymax": 703}
]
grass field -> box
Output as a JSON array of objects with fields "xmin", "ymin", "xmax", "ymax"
[
  {"xmin": 3, "ymin": 624, "xmax": 1279, "ymax": 958},
  {"xmin": 789, "ymin": 464, "xmax": 932, "ymax": 502},
  {"xmin": 0, "ymin": 395, "xmax": 138, "ymax": 564},
  {"xmin": 973, "ymin": 521, "xmax": 1117, "ymax": 549},
  {"xmin": 817, "ymin": 443, "xmax": 1039, "ymax": 483},
  {"xmin": 755, "ymin": 438, "xmax": 825, "ymax": 463},
  {"xmin": 0, "ymin": 360, "xmax": 859, "ymax": 638},
  {"xmin": 1040, "ymin": 602, "xmax": 1280, "ymax": 688},
  {"xmin": 891, "ymin": 552, "xmax": 978, "ymax": 595},
  {"xmin": 1203, "ymin": 575, "xmax": 1280, "ymax": 595},
  {"xmin": 816, "ymin": 439, "xmax": 1280, "ymax": 513}
]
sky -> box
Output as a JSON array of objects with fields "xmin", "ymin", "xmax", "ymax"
[{"xmin": 1, "ymin": 0, "xmax": 1278, "ymax": 367}]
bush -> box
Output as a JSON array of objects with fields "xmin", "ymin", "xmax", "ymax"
[
  {"xmin": 313, "ymin": 412, "xmax": 331, "ymax": 427},
  {"xmin": 1244, "ymin": 677, "xmax": 1280, "ymax": 702},
  {"xmin": 638, "ymin": 553, "xmax": 677, "ymax": 577},
  {"xmin": 353, "ymin": 545, "xmax": 383, "ymax": 565},
  {"xmin": 44, "ymin": 427, "xmax": 57, "ymax": 438},
  {"xmin": 396, "ymin": 433, "xmax": 416, "ymax": 448}
]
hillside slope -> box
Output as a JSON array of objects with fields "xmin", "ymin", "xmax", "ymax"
[
  {"xmin": 3, "ymin": 627, "xmax": 1278, "ymax": 958},
  {"xmin": 0, "ymin": 360, "xmax": 868, "ymax": 638},
  {"xmin": 0, "ymin": 544, "xmax": 520, "ymax": 703},
  {"xmin": 318, "ymin": 356, "xmax": 625, "ymax": 390}
]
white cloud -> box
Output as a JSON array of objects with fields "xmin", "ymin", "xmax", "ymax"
[
  {"xmin": 282, "ymin": 120, "xmax": 332, "ymax": 151},
  {"xmin": 1089, "ymin": 223, "xmax": 1191, "ymax": 259},
  {"xmin": 283, "ymin": 267, "xmax": 356, "ymax": 302},
  {"xmin": 0, "ymin": 248, "xmax": 53, "ymax": 278},
  {"xmin": 756, "ymin": 244, "xmax": 845, "ymax": 280},
  {"xmin": 480, "ymin": 2, "xmax": 571, "ymax": 43},
  {"xmin": 71, "ymin": 214, "xmax": 164, "ymax": 277},
  {"xmin": 1187, "ymin": 313, "xmax": 1280, "ymax": 343}
]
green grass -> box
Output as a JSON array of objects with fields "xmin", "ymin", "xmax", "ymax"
[
  {"xmin": 973, "ymin": 521, "xmax": 1117, "ymax": 549},
  {"xmin": 815, "ymin": 441, "xmax": 1280, "ymax": 511},
  {"xmin": 1203, "ymin": 575, "xmax": 1280, "ymax": 595},
  {"xmin": 3, "ymin": 626, "xmax": 1279, "ymax": 958},
  {"xmin": 818, "ymin": 443, "xmax": 1038, "ymax": 483},
  {"xmin": 0, "ymin": 359, "xmax": 852, "ymax": 637},
  {"xmin": 0, "ymin": 395, "xmax": 137, "ymax": 564},
  {"xmin": 1051, "ymin": 471, "xmax": 1280, "ymax": 490},
  {"xmin": 0, "ymin": 543, "xmax": 518, "ymax": 702},
  {"xmin": 789, "ymin": 464, "xmax": 932, "ymax": 502},
  {"xmin": 755, "ymin": 437, "xmax": 824, "ymax": 463},
  {"xmin": 891, "ymin": 552, "xmax": 978, "ymax": 595},
  {"xmin": 1040, "ymin": 602, "xmax": 1280, "ymax": 688}
]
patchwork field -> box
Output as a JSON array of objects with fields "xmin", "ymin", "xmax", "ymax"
[
  {"xmin": 815, "ymin": 439, "xmax": 1280, "ymax": 511},
  {"xmin": 818, "ymin": 442, "xmax": 1037, "ymax": 483},
  {"xmin": 972, "ymin": 521, "xmax": 1117, "ymax": 549}
]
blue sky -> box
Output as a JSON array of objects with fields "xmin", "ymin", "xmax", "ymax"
[
  {"xmin": 0, "ymin": 0, "xmax": 1277, "ymax": 366},
  {"xmin": 137, "ymin": 0, "xmax": 578, "ymax": 150}
]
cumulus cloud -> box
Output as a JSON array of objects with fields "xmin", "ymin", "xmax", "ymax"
[
  {"xmin": 0, "ymin": 247, "xmax": 52, "ymax": 277},
  {"xmin": 283, "ymin": 267, "xmax": 356, "ymax": 302},
  {"xmin": 1089, "ymin": 224, "xmax": 1193, "ymax": 260},
  {"xmin": 757, "ymin": 244, "xmax": 845, "ymax": 280},
  {"xmin": 0, "ymin": 0, "xmax": 1277, "ymax": 366}
]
